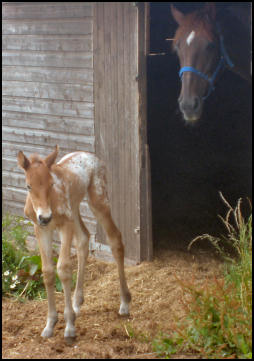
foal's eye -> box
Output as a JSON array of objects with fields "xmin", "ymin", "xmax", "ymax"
[{"xmin": 27, "ymin": 185, "xmax": 32, "ymax": 191}]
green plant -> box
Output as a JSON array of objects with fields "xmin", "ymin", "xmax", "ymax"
[
  {"xmin": 3, "ymin": 213, "xmax": 77, "ymax": 299},
  {"xmin": 153, "ymin": 194, "xmax": 252, "ymax": 359},
  {"xmin": 3, "ymin": 213, "xmax": 46, "ymax": 299},
  {"xmin": 2, "ymin": 213, "xmax": 45, "ymax": 298}
]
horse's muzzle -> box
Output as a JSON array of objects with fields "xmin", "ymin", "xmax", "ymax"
[{"xmin": 178, "ymin": 95, "xmax": 203, "ymax": 123}]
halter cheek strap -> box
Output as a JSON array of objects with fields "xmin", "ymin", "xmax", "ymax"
[{"xmin": 179, "ymin": 24, "xmax": 234, "ymax": 100}]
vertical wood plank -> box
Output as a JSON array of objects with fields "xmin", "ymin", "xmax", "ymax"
[
  {"xmin": 138, "ymin": 3, "xmax": 153, "ymax": 261},
  {"xmin": 94, "ymin": 2, "xmax": 144, "ymax": 262}
]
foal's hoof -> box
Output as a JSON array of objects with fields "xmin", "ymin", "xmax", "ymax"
[
  {"xmin": 41, "ymin": 328, "xmax": 54, "ymax": 338},
  {"xmin": 64, "ymin": 326, "xmax": 76, "ymax": 339},
  {"xmin": 119, "ymin": 301, "xmax": 130, "ymax": 316}
]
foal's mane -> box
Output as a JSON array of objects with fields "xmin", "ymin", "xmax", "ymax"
[{"xmin": 173, "ymin": 7, "xmax": 216, "ymax": 48}]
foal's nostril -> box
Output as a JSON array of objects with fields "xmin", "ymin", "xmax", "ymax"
[{"xmin": 38, "ymin": 214, "xmax": 52, "ymax": 225}]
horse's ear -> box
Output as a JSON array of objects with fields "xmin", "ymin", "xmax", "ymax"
[
  {"xmin": 171, "ymin": 4, "xmax": 185, "ymax": 25},
  {"xmin": 204, "ymin": 2, "xmax": 216, "ymax": 21},
  {"xmin": 44, "ymin": 145, "xmax": 59, "ymax": 168},
  {"xmin": 17, "ymin": 151, "xmax": 30, "ymax": 171}
]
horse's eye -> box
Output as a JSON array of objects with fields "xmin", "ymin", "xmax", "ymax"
[
  {"xmin": 174, "ymin": 41, "xmax": 180, "ymax": 51},
  {"xmin": 206, "ymin": 42, "xmax": 215, "ymax": 51},
  {"xmin": 27, "ymin": 184, "xmax": 32, "ymax": 191}
]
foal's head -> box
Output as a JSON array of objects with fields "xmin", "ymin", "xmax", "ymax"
[
  {"xmin": 18, "ymin": 146, "xmax": 59, "ymax": 226},
  {"xmin": 171, "ymin": 3, "xmax": 220, "ymax": 123}
]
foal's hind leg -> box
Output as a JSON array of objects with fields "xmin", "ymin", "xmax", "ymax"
[
  {"xmin": 72, "ymin": 213, "xmax": 90, "ymax": 315},
  {"xmin": 88, "ymin": 170, "xmax": 131, "ymax": 315}
]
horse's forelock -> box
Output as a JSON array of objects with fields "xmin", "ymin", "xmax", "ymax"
[{"xmin": 174, "ymin": 10, "xmax": 215, "ymax": 45}]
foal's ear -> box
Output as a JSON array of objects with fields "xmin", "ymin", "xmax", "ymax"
[
  {"xmin": 44, "ymin": 145, "xmax": 59, "ymax": 168},
  {"xmin": 204, "ymin": 2, "xmax": 216, "ymax": 21},
  {"xmin": 17, "ymin": 151, "xmax": 30, "ymax": 171},
  {"xmin": 171, "ymin": 4, "xmax": 185, "ymax": 25}
]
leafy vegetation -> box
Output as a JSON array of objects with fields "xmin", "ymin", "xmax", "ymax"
[
  {"xmin": 2, "ymin": 213, "xmax": 46, "ymax": 299},
  {"xmin": 153, "ymin": 194, "xmax": 252, "ymax": 359},
  {"xmin": 2, "ymin": 213, "xmax": 76, "ymax": 300}
]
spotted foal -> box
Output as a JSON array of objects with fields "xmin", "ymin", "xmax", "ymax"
[{"xmin": 17, "ymin": 145, "xmax": 131, "ymax": 339}]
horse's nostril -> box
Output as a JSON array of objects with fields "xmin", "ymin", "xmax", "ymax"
[{"xmin": 193, "ymin": 97, "xmax": 200, "ymax": 110}]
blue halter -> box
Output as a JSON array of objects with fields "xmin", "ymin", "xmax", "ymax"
[{"xmin": 179, "ymin": 24, "xmax": 234, "ymax": 100}]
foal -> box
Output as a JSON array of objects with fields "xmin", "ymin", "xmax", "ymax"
[{"xmin": 17, "ymin": 145, "xmax": 131, "ymax": 339}]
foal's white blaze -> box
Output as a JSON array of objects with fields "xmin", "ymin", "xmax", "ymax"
[
  {"xmin": 36, "ymin": 207, "xmax": 52, "ymax": 221},
  {"xmin": 186, "ymin": 30, "xmax": 195, "ymax": 46}
]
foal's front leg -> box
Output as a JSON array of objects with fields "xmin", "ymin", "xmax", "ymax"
[
  {"xmin": 57, "ymin": 223, "xmax": 76, "ymax": 338},
  {"xmin": 35, "ymin": 225, "xmax": 58, "ymax": 338}
]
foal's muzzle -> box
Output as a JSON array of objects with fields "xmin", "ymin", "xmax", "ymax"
[{"xmin": 38, "ymin": 214, "xmax": 52, "ymax": 226}]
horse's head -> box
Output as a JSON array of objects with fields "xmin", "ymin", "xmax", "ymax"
[
  {"xmin": 171, "ymin": 3, "xmax": 220, "ymax": 123},
  {"xmin": 18, "ymin": 145, "xmax": 59, "ymax": 226}
]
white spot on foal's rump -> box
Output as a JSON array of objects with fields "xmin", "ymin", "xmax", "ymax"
[
  {"xmin": 186, "ymin": 30, "xmax": 195, "ymax": 46},
  {"xmin": 58, "ymin": 152, "xmax": 96, "ymax": 189}
]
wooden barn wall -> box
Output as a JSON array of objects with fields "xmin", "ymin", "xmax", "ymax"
[
  {"xmin": 93, "ymin": 3, "xmax": 152, "ymax": 262},
  {"xmin": 2, "ymin": 2, "xmax": 97, "ymax": 237}
]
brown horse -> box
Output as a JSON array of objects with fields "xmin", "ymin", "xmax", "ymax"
[
  {"xmin": 17, "ymin": 146, "xmax": 131, "ymax": 339},
  {"xmin": 171, "ymin": 3, "xmax": 251, "ymax": 123}
]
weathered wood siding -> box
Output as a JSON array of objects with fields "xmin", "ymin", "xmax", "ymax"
[
  {"xmin": 2, "ymin": 2, "xmax": 97, "ymax": 236},
  {"xmin": 3, "ymin": 2, "xmax": 152, "ymax": 263},
  {"xmin": 93, "ymin": 3, "xmax": 152, "ymax": 262}
]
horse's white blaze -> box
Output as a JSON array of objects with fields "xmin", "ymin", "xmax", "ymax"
[{"xmin": 186, "ymin": 30, "xmax": 195, "ymax": 46}]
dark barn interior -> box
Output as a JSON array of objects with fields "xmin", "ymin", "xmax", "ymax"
[{"xmin": 147, "ymin": 2, "xmax": 252, "ymax": 251}]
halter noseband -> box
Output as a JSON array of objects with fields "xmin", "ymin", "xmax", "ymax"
[{"xmin": 179, "ymin": 24, "xmax": 234, "ymax": 100}]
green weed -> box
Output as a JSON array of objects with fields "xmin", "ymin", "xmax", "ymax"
[
  {"xmin": 2, "ymin": 213, "xmax": 46, "ymax": 299},
  {"xmin": 152, "ymin": 194, "xmax": 252, "ymax": 359},
  {"xmin": 2, "ymin": 213, "xmax": 76, "ymax": 300}
]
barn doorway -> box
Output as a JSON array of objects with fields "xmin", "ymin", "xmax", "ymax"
[{"xmin": 147, "ymin": 2, "xmax": 252, "ymax": 252}]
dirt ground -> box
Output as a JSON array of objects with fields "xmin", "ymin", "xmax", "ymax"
[{"xmin": 2, "ymin": 247, "xmax": 223, "ymax": 359}]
